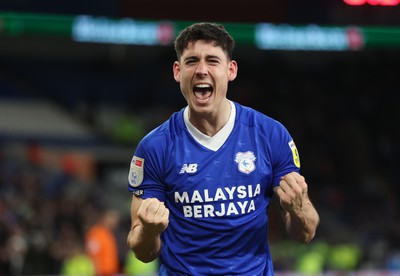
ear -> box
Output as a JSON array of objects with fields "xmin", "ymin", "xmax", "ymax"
[
  {"xmin": 228, "ymin": 60, "xmax": 238, "ymax": 81},
  {"xmin": 173, "ymin": 61, "xmax": 181, "ymax": 82}
]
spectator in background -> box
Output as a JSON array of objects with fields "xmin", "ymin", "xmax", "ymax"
[
  {"xmin": 85, "ymin": 209, "xmax": 120, "ymax": 276},
  {"xmin": 124, "ymin": 250, "xmax": 158, "ymax": 276},
  {"xmin": 60, "ymin": 233, "xmax": 95, "ymax": 276}
]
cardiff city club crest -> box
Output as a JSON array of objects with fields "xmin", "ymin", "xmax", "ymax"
[{"xmin": 235, "ymin": 151, "xmax": 256, "ymax": 174}]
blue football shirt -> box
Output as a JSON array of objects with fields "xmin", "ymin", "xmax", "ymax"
[{"xmin": 128, "ymin": 101, "xmax": 301, "ymax": 276}]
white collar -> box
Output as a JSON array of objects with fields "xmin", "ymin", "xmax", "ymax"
[{"xmin": 184, "ymin": 101, "xmax": 236, "ymax": 151}]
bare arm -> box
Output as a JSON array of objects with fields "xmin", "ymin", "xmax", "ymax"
[
  {"xmin": 274, "ymin": 172, "xmax": 320, "ymax": 243},
  {"xmin": 127, "ymin": 196, "xmax": 169, "ymax": 262}
]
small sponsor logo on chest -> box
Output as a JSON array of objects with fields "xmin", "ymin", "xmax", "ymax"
[{"xmin": 179, "ymin": 163, "xmax": 198, "ymax": 174}]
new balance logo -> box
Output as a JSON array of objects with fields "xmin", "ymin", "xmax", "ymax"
[{"xmin": 179, "ymin": 163, "xmax": 198, "ymax": 174}]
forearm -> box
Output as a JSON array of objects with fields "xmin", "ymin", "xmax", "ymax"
[
  {"xmin": 283, "ymin": 201, "xmax": 319, "ymax": 244},
  {"xmin": 127, "ymin": 225, "xmax": 162, "ymax": 263}
]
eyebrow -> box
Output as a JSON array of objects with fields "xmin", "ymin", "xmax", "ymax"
[{"xmin": 206, "ymin": 55, "xmax": 221, "ymax": 60}]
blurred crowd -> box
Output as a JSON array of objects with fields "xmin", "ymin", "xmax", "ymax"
[
  {"xmin": 0, "ymin": 47, "xmax": 400, "ymax": 275},
  {"xmin": 0, "ymin": 140, "xmax": 159, "ymax": 275}
]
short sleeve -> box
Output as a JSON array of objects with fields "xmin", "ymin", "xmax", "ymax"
[
  {"xmin": 269, "ymin": 122, "xmax": 301, "ymax": 187},
  {"xmin": 127, "ymin": 136, "xmax": 166, "ymax": 201}
]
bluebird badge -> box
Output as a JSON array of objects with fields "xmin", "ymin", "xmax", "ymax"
[{"xmin": 235, "ymin": 151, "xmax": 256, "ymax": 175}]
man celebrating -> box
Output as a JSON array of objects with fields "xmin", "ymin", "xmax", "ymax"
[{"xmin": 127, "ymin": 22, "xmax": 319, "ymax": 275}]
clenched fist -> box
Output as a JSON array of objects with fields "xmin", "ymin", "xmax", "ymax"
[
  {"xmin": 275, "ymin": 172, "xmax": 310, "ymax": 214},
  {"xmin": 274, "ymin": 172, "xmax": 319, "ymax": 243},
  {"xmin": 137, "ymin": 198, "xmax": 170, "ymax": 236}
]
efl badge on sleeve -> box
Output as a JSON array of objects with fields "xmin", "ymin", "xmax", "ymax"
[
  {"xmin": 129, "ymin": 156, "xmax": 144, "ymax": 187},
  {"xmin": 288, "ymin": 140, "xmax": 301, "ymax": 168},
  {"xmin": 235, "ymin": 151, "xmax": 256, "ymax": 174}
]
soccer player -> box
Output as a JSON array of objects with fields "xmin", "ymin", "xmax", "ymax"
[{"xmin": 127, "ymin": 22, "xmax": 320, "ymax": 275}]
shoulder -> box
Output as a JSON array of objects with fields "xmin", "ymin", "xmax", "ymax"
[
  {"xmin": 233, "ymin": 101, "xmax": 286, "ymax": 132},
  {"xmin": 137, "ymin": 108, "xmax": 185, "ymax": 152}
]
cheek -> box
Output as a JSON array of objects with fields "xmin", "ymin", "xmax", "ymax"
[
  {"xmin": 180, "ymin": 87, "xmax": 188, "ymax": 100},
  {"xmin": 180, "ymin": 82, "xmax": 191, "ymax": 98},
  {"xmin": 218, "ymin": 83, "xmax": 229, "ymax": 96},
  {"xmin": 216, "ymin": 74, "xmax": 229, "ymax": 91},
  {"xmin": 178, "ymin": 70, "xmax": 191, "ymax": 84}
]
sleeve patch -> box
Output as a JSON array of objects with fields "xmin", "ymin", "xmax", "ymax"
[
  {"xmin": 288, "ymin": 140, "xmax": 301, "ymax": 168},
  {"xmin": 128, "ymin": 156, "xmax": 144, "ymax": 188}
]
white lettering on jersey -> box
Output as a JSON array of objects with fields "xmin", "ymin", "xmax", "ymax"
[
  {"xmin": 182, "ymin": 200, "xmax": 256, "ymax": 218},
  {"xmin": 174, "ymin": 184, "xmax": 260, "ymax": 204},
  {"xmin": 179, "ymin": 163, "xmax": 198, "ymax": 174},
  {"xmin": 175, "ymin": 184, "xmax": 261, "ymax": 218}
]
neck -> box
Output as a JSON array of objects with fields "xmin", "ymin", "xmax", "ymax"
[{"xmin": 188, "ymin": 100, "xmax": 231, "ymax": 137}]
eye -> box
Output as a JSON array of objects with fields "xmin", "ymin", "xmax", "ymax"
[
  {"xmin": 184, "ymin": 57, "xmax": 198, "ymax": 66},
  {"xmin": 185, "ymin": 60, "xmax": 197, "ymax": 66},
  {"xmin": 207, "ymin": 57, "xmax": 221, "ymax": 65}
]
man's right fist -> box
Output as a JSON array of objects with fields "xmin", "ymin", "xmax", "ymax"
[{"xmin": 137, "ymin": 198, "xmax": 169, "ymax": 235}]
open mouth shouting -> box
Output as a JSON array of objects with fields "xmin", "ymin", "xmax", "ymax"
[{"xmin": 193, "ymin": 83, "xmax": 213, "ymax": 104}]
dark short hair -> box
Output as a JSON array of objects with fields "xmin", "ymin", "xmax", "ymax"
[{"xmin": 174, "ymin": 22, "xmax": 235, "ymax": 60}]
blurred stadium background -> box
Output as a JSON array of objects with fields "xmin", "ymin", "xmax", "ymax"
[{"xmin": 0, "ymin": 0, "xmax": 400, "ymax": 275}]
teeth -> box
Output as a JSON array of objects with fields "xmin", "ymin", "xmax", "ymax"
[{"xmin": 194, "ymin": 84, "xmax": 211, "ymax": 88}]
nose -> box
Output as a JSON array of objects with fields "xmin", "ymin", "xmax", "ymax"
[{"xmin": 195, "ymin": 61, "xmax": 208, "ymax": 76}]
